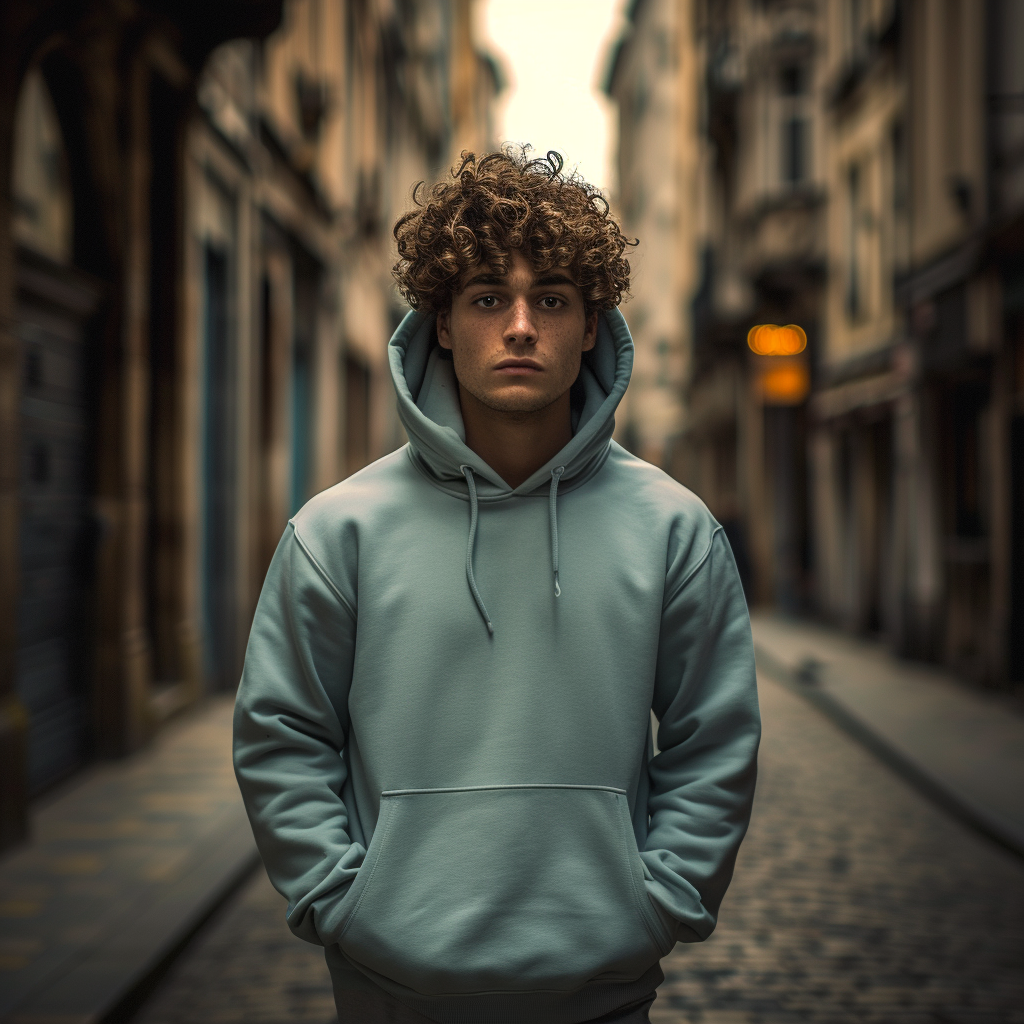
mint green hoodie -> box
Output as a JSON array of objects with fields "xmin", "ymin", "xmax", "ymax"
[{"xmin": 233, "ymin": 308, "xmax": 760, "ymax": 1024}]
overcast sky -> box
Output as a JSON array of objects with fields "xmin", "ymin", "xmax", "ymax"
[{"xmin": 476, "ymin": 0, "xmax": 629, "ymax": 197}]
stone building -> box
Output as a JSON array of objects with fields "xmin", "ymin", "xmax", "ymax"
[
  {"xmin": 810, "ymin": 0, "xmax": 910, "ymax": 639},
  {"xmin": 811, "ymin": 0, "xmax": 1024, "ymax": 687},
  {"xmin": 699, "ymin": 0, "xmax": 824, "ymax": 609},
  {"xmin": 609, "ymin": 0, "xmax": 825, "ymax": 605},
  {"xmin": 604, "ymin": 0, "xmax": 703, "ymax": 470},
  {"xmin": 675, "ymin": 0, "xmax": 825, "ymax": 607},
  {"xmin": 610, "ymin": 0, "xmax": 1024, "ymax": 690},
  {"xmin": 0, "ymin": 0, "xmax": 499, "ymax": 850}
]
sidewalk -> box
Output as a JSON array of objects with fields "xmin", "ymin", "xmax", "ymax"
[
  {"xmin": 751, "ymin": 612, "xmax": 1024, "ymax": 859},
  {"xmin": 0, "ymin": 696, "xmax": 258, "ymax": 1024}
]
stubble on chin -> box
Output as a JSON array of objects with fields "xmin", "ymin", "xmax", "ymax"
[{"xmin": 461, "ymin": 380, "xmax": 558, "ymax": 417}]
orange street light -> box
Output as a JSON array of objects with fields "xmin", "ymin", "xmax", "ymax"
[
  {"xmin": 758, "ymin": 358, "xmax": 810, "ymax": 404},
  {"xmin": 747, "ymin": 323, "xmax": 807, "ymax": 356}
]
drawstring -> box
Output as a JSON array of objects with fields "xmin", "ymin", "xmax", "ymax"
[
  {"xmin": 459, "ymin": 464, "xmax": 567, "ymax": 634},
  {"xmin": 549, "ymin": 466, "xmax": 565, "ymax": 597},
  {"xmin": 460, "ymin": 466, "xmax": 494, "ymax": 636}
]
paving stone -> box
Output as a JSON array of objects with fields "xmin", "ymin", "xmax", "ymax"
[{"xmin": 650, "ymin": 675, "xmax": 1024, "ymax": 1023}]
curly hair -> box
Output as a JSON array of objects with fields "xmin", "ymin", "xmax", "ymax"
[{"xmin": 392, "ymin": 147, "xmax": 634, "ymax": 315}]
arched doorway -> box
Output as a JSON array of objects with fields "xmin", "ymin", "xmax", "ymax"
[{"xmin": 12, "ymin": 67, "xmax": 101, "ymax": 792}]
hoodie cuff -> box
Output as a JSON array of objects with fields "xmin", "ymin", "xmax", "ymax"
[
  {"xmin": 286, "ymin": 841, "xmax": 367, "ymax": 947},
  {"xmin": 640, "ymin": 855, "xmax": 710, "ymax": 943}
]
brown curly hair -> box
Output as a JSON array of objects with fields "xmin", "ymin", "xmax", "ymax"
[{"xmin": 392, "ymin": 147, "xmax": 634, "ymax": 315}]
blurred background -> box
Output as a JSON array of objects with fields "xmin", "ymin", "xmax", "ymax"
[{"xmin": 1, "ymin": 2, "xmax": 1023, "ymax": 1021}]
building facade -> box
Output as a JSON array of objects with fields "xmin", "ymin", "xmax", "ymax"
[
  {"xmin": 810, "ymin": 0, "xmax": 909, "ymax": 639},
  {"xmin": 610, "ymin": 0, "xmax": 827, "ymax": 606},
  {"xmin": 609, "ymin": 0, "xmax": 1024, "ymax": 689},
  {"xmin": 686, "ymin": 0, "xmax": 825, "ymax": 608},
  {"xmin": 812, "ymin": 0, "xmax": 1024, "ymax": 687},
  {"xmin": 604, "ymin": 0, "xmax": 703, "ymax": 471},
  {"xmin": 0, "ymin": 0, "xmax": 499, "ymax": 850}
]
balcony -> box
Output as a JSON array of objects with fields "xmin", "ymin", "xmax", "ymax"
[{"xmin": 739, "ymin": 185, "xmax": 826, "ymax": 286}]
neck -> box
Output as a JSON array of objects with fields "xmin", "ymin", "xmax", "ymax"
[{"xmin": 459, "ymin": 386, "xmax": 572, "ymax": 489}]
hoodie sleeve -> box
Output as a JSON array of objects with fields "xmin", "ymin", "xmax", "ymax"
[
  {"xmin": 642, "ymin": 524, "xmax": 760, "ymax": 943},
  {"xmin": 233, "ymin": 522, "xmax": 361, "ymax": 947}
]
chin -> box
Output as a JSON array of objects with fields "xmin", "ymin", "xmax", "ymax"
[{"xmin": 478, "ymin": 389, "xmax": 555, "ymax": 415}]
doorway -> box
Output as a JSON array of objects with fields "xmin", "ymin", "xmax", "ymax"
[
  {"xmin": 16, "ymin": 255, "xmax": 101, "ymax": 791},
  {"xmin": 201, "ymin": 245, "xmax": 235, "ymax": 691},
  {"xmin": 1010, "ymin": 415, "xmax": 1024, "ymax": 682},
  {"xmin": 13, "ymin": 66, "xmax": 101, "ymax": 792}
]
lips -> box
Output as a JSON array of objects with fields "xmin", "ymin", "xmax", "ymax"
[{"xmin": 494, "ymin": 358, "xmax": 542, "ymax": 374}]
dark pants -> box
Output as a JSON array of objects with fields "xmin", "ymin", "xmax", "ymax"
[
  {"xmin": 327, "ymin": 945, "xmax": 656, "ymax": 1023},
  {"xmin": 332, "ymin": 975, "xmax": 654, "ymax": 1024}
]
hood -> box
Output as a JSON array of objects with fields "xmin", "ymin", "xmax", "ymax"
[
  {"xmin": 388, "ymin": 308, "xmax": 634, "ymax": 501},
  {"xmin": 388, "ymin": 307, "xmax": 634, "ymax": 635}
]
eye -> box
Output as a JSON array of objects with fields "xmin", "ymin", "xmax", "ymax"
[
  {"xmin": 539, "ymin": 295, "xmax": 565, "ymax": 309},
  {"xmin": 474, "ymin": 295, "xmax": 499, "ymax": 308}
]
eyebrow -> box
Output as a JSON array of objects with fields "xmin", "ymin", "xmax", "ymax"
[
  {"xmin": 462, "ymin": 272, "xmax": 578, "ymax": 289},
  {"xmin": 463, "ymin": 273, "xmax": 506, "ymax": 288},
  {"xmin": 535, "ymin": 273, "xmax": 577, "ymax": 288}
]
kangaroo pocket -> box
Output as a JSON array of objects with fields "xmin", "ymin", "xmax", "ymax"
[{"xmin": 337, "ymin": 784, "xmax": 669, "ymax": 996}]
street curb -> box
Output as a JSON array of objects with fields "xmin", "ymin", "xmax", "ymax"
[
  {"xmin": 103, "ymin": 849, "xmax": 261, "ymax": 1024},
  {"xmin": 754, "ymin": 644, "xmax": 1024, "ymax": 864},
  {"xmin": 2, "ymin": 806, "xmax": 261, "ymax": 1024},
  {"xmin": 103, "ymin": 847, "xmax": 262, "ymax": 1024}
]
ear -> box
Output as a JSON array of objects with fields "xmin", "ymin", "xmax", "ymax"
[
  {"xmin": 581, "ymin": 311, "xmax": 599, "ymax": 352},
  {"xmin": 436, "ymin": 308, "xmax": 452, "ymax": 350}
]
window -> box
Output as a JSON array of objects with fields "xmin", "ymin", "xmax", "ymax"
[
  {"xmin": 12, "ymin": 67, "xmax": 72, "ymax": 263},
  {"xmin": 345, "ymin": 355, "xmax": 371, "ymax": 476},
  {"xmin": 949, "ymin": 384, "xmax": 989, "ymax": 538},
  {"xmin": 146, "ymin": 71, "xmax": 184, "ymax": 687},
  {"xmin": 890, "ymin": 121, "xmax": 910, "ymax": 273},
  {"xmin": 943, "ymin": 0, "xmax": 963, "ymax": 178},
  {"xmin": 290, "ymin": 260, "xmax": 320, "ymax": 515},
  {"xmin": 783, "ymin": 117, "xmax": 807, "ymax": 185},
  {"xmin": 201, "ymin": 244, "xmax": 235, "ymax": 687},
  {"xmin": 779, "ymin": 64, "xmax": 806, "ymax": 97},
  {"xmin": 845, "ymin": 163, "xmax": 862, "ymax": 320},
  {"xmin": 778, "ymin": 64, "xmax": 810, "ymax": 186}
]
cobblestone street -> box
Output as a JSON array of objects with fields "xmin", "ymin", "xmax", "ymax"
[{"xmin": 132, "ymin": 673, "xmax": 1024, "ymax": 1024}]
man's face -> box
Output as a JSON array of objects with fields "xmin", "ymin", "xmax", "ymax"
[{"xmin": 436, "ymin": 251, "xmax": 598, "ymax": 415}]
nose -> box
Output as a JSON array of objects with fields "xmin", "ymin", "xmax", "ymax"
[{"xmin": 503, "ymin": 296, "xmax": 537, "ymax": 346}]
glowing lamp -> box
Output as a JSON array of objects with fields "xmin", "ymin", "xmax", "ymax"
[
  {"xmin": 758, "ymin": 358, "xmax": 810, "ymax": 404},
  {"xmin": 747, "ymin": 324, "xmax": 807, "ymax": 356}
]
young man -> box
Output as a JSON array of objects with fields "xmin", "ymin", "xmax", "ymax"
[{"xmin": 233, "ymin": 149, "xmax": 760, "ymax": 1024}]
